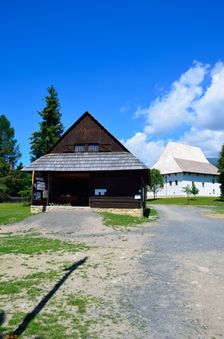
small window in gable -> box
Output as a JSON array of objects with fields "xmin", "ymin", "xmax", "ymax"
[
  {"xmin": 88, "ymin": 144, "xmax": 99, "ymax": 152},
  {"xmin": 74, "ymin": 144, "xmax": 85, "ymax": 152}
]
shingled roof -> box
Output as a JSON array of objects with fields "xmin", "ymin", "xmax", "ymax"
[
  {"xmin": 174, "ymin": 158, "xmax": 218, "ymax": 175},
  {"xmin": 22, "ymin": 152, "xmax": 148, "ymax": 172},
  {"xmin": 153, "ymin": 141, "xmax": 219, "ymax": 175}
]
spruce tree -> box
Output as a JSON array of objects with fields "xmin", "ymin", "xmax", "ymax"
[
  {"xmin": 218, "ymin": 144, "xmax": 224, "ymax": 199},
  {"xmin": 191, "ymin": 182, "xmax": 199, "ymax": 199},
  {"xmin": 0, "ymin": 115, "xmax": 21, "ymax": 175},
  {"xmin": 30, "ymin": 86, "xmax": 64, "ymax": 161}
]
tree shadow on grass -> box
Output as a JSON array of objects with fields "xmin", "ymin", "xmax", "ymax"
[{"xmin": 1, "ymin": 257, "xmax": 88, "ymax": 339}]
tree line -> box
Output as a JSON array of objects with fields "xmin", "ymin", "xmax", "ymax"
[
  {"xmin": 0, "ymin": 85, "xmax": 224, "ymax": 201},
  {"xmin": 0, "ymin": 86, "xmax": 64, "ymax": 201}
]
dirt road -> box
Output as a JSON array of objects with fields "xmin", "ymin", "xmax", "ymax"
[
  {"xmin": 124, "ymin": 205, "xmax": 224, "ymax": 338},
  {"xmin": 1, "ymin": 206, "xmax": 224, "ymax": 338}
]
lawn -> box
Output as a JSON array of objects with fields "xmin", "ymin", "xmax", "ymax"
[
  {"xmin": 99, "ymin": 208, "xmax": 158, "ymax": 228},
  {"xmin": 148, "ymin": 196, "xmax": 224, "ymax": 213},
  {"xmin": 0, "ymin": 203, "xmax": 32, "ymax": 225},
  {"xmin": 0, "ymin": 230, "xmax": 129, "ymax": 338},
  {"xmin": 0, "ymin": 233, "xmax": 89, "ymax": 255},
  {"xmin": 0, "ymin": 232, "xmax": 99, "ymax": 339}
]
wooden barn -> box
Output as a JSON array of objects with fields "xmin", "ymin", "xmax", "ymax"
[{"xmin": 23, "ymin": 112, "xmax": 149, "ymax": 212}]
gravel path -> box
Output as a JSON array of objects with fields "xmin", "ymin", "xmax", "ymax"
[
  {"xmin": 122, "ymin": 205, "xmax": 224, "ymax": 338},
  {"xmin": 2, "ymin": 206, "xmax": 224, "ymax": 338}
]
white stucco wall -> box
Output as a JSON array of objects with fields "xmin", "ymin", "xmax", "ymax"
[{"xmin": 148, "ymin": 172, "xmax": 220, "ymax": 197}]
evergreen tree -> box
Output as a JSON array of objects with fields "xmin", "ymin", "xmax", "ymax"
[
  {"xmin": 6, "ymin": 164, "xmax": 31, "ymax": 199},
  {"xmin": 218, "ymin": 144, "xmax": 224, "ymax": 199},
  {"xmin": 30, "ymin": 86, "xmax": 64, "ymax": 161},
  {"xmin": 191, "ymin": 182, "xmax": 199, "ymax": 199},
  {"xmin": 0, "ymin": 115, "xmax": 21, "ymax": 174}
]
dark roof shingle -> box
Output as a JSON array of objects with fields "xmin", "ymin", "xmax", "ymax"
[
  {"xmin": 22, "ymin": 152, "xmax": 148, "ymax": 172},
  {"xmin": 174, "ymin": 158, "xmax": 218, "ymax": 175}
]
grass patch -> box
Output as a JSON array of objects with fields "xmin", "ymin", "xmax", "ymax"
[
  {"xmin": 148, "ymin": 197, "xmax": 224, "ymax": 214},
  {"xmin": 1, "ymin": 295, "xmax": 104, "ymax": 339},
  {"xmin": 214, "ymin": 206, "xmax": 224, "ymax": 214},
  {"xmin": 0, "ymin": 233, "xmax": 89, "ymax": 255},
  {"xmin": 148, "ymin": 196, "xmax": 224, "ymax": 206},
  {"xmin": 100, "ymin": 208, "xmax": 157, "ymax": 228},
  {"xmin": 0, "ymin": 203, "xmax": 32, "ymax": 225},
  {"xmin": 0, "ymin": 270, "xmax": 61, "ymax": 297},
  {"xmin": 2, "ymin": 311, "xmax": 70, "ymax": 339}
]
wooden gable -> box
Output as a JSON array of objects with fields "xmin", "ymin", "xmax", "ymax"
[{"xmin": 49, "ymin": 112, "xmax": 129, "ymax": 153}]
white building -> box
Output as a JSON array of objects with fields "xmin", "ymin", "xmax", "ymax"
[{"xmin": 152, "ymin": 142, "xmax": 220, "ymax": 197}]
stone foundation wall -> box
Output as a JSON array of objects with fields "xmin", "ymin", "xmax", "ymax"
[
  {"xmin": 93, "ymin": 208, "xmax": 142, "ymax": 217},
  {"xmin": 31, "ymin": 205, "xmax": 142, "ymax": 217},
  {"xmin": 31, "ymin": 205, "xmax": 46, "ymax": 214}
]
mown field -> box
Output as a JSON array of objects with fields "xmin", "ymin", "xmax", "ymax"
[
  {"xmin": 0, "ymin": 203, "xmax": 32, "ymax": 225},
  {"xmin": 148, "ymin": 196, "xmax": 224, "ymax": 214}
]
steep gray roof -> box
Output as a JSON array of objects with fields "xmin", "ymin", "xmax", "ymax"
[
  {"xmin": 22, "ymin": 152, "xmax": 148, "ymax": 172},
  {"xmin": 174, "ymin": 158, "xmax": 218, "ymax": 175}
]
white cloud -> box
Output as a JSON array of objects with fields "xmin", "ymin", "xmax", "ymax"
[
  {"xmin": 122, "ymin": 61, "xmax": 224, "ymax": 166},
  {"xmin": 121, "ymin": 132, "xmax": 164, "ymax": 167},
  {"xmin": 180, "ymin": 127, "xmax": 224, "ymax": 157},
  {"xmin": 135, "ymin": 62, "xmax": 208, "ymax": 135},
  {"xmin": 193, "ymin": 62, "xmax": 224, "ymax": 130}
]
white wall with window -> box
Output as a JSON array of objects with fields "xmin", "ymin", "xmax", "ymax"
[
  {"xmin": 148, "ymin": 142, "xmax": 221, "ymax": 197},
  {"xmin": 149, "ymin": 172, "xmax": 220, "ymax": 197}
]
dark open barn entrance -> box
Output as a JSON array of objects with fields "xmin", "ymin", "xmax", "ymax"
[{"xmin": 49, "ymin": 173, "xmax": 89, "ymax": 206}]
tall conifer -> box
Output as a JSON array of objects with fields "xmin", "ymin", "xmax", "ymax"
[
  {"xmin": 30, "ymin": 86, "xmax": 64, "ymax": 161},
  {"xmin": 218, "ymin": 144, "xmax": 224, "ymax": 199},
  {"xmin": 0, "ymin": 115, "xmax": 21, "ymax": 175}
]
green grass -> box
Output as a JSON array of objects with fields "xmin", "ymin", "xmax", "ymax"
[
  {"xmin": 0, "ymin": 203, "xmax": 32, "ymax": 225},
  {"xmin": 100, "ymin": 208, "xmax": 157, "ymax": 228},
  {"xmin": 0, "ymin": 295, "xmax": 104, "ymax": 339},
  {"xmin": 1, "ymin": 311, "xmax": 70, "ymax": 339},
  {"xmin": 0, "ymin": 233, "xmax": 89, "ymax": 255},
  {"xmin": 214, "ymin": 206, "xmax": 224, "ymax": 214},
  {"xmin": 0, "ymin": 270, "xmax": 61, "ymax": 298},
  {"xmin": 148, "ymin": 197, "xmax": 224, "ymax": 214}
]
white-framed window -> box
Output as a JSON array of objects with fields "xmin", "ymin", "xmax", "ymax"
[
  {"xmin": 74, "ymin": 144, "xmax": 85, "ymax": 152},
  {"xmin": 88, "ymin": 144, "xmax": 99, "ymax": 152}
]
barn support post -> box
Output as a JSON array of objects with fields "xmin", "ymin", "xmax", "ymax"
[
  {"xmin": 31, "ymin": 170, "xmax": 35, "ymax": 205},
  {"xmin": 47, "ymin": 173, "xmax": 50, "ymax": 206},
  {"xmin": 140, "ymin": 176, "xmax": 146, "ymax": 217}
]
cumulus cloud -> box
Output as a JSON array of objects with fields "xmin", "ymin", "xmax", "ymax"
[
  {"xmin": 135, "ymin": 62, "xmax": 208, "ymax": 135},
  {"xmin": 122, "ymin": 61, "xmax": 224, "ymax": 167},
  {"xmin": 193, "ymin": 61, "xmax": 224, "ymax": 130},
  {"xmin": 121, "ymin": 133, "xmax": 165, "ymax": 167},
  {"xmin": 180, "ymin": 128, "xmax": 224, "ymax": 158}
]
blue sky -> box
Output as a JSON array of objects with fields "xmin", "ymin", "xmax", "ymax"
[{"xmin": 1, "ymin": 0, "xmax": 224, "ymax": 166}]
